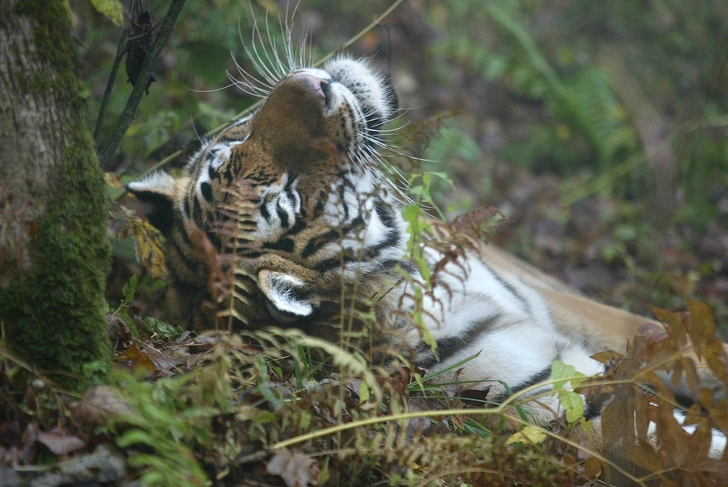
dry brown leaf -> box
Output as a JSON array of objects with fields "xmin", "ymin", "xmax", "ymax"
[
  {"xmin": 700, "ymin": 387, "xmax": 714, "ymax": 411},
  {"xmin": 106, "ymin": 314, "xmax": 133, "ymax": 345},
  {"xmin": 114, "ymin": 205, "xmax": 167, "ymax": 279},
  {"xmin": 25, "ymin": 444, "xmax": 126, "ymax": 486},
  {"xmin": 694, "ymin": 459, "xmax": 728, "ymax": 475},
  {"xmin": 194, "ymin": 330, "xmax": 232, "ymax": 347},
  {"xmin": 71, "ymin": 386, "xmax": 133, "ymax": 429},
  {"xmin": 656, "ymin": 401, "xmax": 688, "ymax": 466},
  {"xmin": 686, "ymin": 417, "xmax": 712, "ymax": 464},
  {"xmin": 583, "ymin": 457, "xmax": 602, "ymax": 479},
  {"xmin": 590, "ymin": 350, "xmax": 625, "ymax": 365},
  {"xmin": 267, "ymin": 449, "xmax": 319, "ymax": 487},
  {"xmin": 669, "ymin": 360, "xmax": 684, "ymax": 390},
  {"xmin": 130, "ymin": 218, "xmax": 167, "ymax": 280},
  {"xmin": 114, "ymin": 344, "xmax": 156, "ymax": 374},
  {"xmin": 704, "ymin": 339, "xmax": 728, "ymax": 382},
  {"xmin": 141, "ymin": 345, "xmax": 188, "ymax": 374},
  {"xmin": 683, "ymin": 403, "xmax": 702, "ymax": 427},
  {"xmin": 633, "ymin": 393, "xmax": 649, "ymax": 440},
  {"xmin": 618, "ymin": 443, "xmax": 661, "ymax": 473},
  {"xmin": 601, "ymin": 397, "xmax": 631, "ymax": 451},
  {"xmin": 37, "ymin": 429, "xmax": 85, "ymax": 455},
  {"xmin": 648, "ymin": 304, "xmax": 682, "ymax": 329},
  {"xmin": 687, "ymin": 299, "xmax": 717, "ymax": 351},
  {"xmin": 186, "ymin": 353, "xmax": 203, "ymax": 370},
  {"xmin": 683, "ymin": 358, "xmax": 701, "ymax": 400},
  {"xmin": 104, "ymin": 172, "xmax": 123, "ymax": 189}
]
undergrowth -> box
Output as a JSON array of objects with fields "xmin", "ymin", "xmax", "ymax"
[
  {"xmin": 90, "ymin": 68, "xmax": 728, "ymax": 487},
  {"xmin": 8, "ymin": 3, "xmax": 723, "ymax": 486},
  {"xmin": 5, "ymin": 296, "xmax": 726, "ymax": 486}
]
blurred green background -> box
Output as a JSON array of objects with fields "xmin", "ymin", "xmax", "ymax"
[{"xmin": 76, "ymin": 0, "xmax": 728, "ymax": 328}]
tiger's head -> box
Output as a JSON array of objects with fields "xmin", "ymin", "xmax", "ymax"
[{"xmin": 128, "ymin": 57, "xmax": 401, "ymax": 331}]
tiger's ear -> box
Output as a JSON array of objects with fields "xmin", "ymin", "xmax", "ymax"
[
  {"xmin": 258, "ymin": 269, "xmax": 318, "ymax": 324},
  {"xmin": 127, "ymin": 172, "xmax": 178, "ymax": 235}
]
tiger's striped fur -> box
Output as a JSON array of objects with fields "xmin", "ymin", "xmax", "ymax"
[
  {"xmin": 129, "ymin": 59, "xmax": 405, "ymax": 336},
  {"xmin": 127, "ymin": 53, "xmax": 727, "ymax": 458}
]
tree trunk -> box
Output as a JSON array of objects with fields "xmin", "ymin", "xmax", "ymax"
[{"xmin": 0, "ymin": 0, "xmax": 111, "ymax": 387}]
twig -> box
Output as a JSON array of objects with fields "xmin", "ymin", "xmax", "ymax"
[
  {"xmin": 112, "ymin": 0, "xmax": 406, "ymax": 202},
  {"xmin": 98, "ymin": 0, "xmax": 187, "ymax": 165},
  {"xmin": 94, "ymin": 28, "xmax": 129, "ymax": 146}
]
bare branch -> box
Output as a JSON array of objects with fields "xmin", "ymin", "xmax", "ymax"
[
  {"xmin": 98, "ymin": 0, "xmax": 187, "ymax": 165},
  {"xmin": 93, "ymin": 28, "xmax": 128, "ymax": 146}
]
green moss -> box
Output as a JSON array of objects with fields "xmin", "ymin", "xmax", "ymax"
[
  {"xmin": 2, "ymin": 0, "xmax": 111, "ymax": 389},
  {"xmin": 19, "ymin": 73, "xmax": 53, "ymax": 93},
  {"xmin": 2, "ymin": 158, "xmax": 112, "ymax": 385},
  {"xmin": 13, "ymin": 0, "xmax": 80, "ymax": 93}
]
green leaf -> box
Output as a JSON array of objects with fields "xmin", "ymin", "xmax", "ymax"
[
  {"xmin": 551, "ymin": 360, "xmax": 586, "ymax": 389},
  {"xmin": 359, "ymin": 380, "xmax": 370, "ymax": 403},
  {"xmin": 255, "ymin": 411, "xmax": 276, "ymax": 425},
  {"xmin": 89, "ymin": 0, "xmax": 125, "ymax": 27},
  {"xmin": 299, "ymin": 410, "xmax": 312, "ymax": 430},
  {"xmin": 558, "ymin": 390, "xmax": 585, "ymax": 424},
  {"xmin": 319, "ymin": 464, "xmax": 330, "ymax": 485},
  {"xmin": 144, "ymin": 317, "xmax": 183, "ymax": 339},
  {"xmin": 121, "ymin": 275, "xmax": 138, "ymax": 306},
  {"xmin": 401, "ymin": 204, "xmax": 424, "ymax": 226},
  {"xmin": 117, "ymin": 429, "xmax": 156, "ymax": 448},
  {"xmin": 552, "ymin": 361, "xmax": 587, "ymax": 423}
]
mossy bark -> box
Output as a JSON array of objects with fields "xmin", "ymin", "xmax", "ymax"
[{"xmin": 0, "ymin": 0, "xmax": 111, "ymax": 388}]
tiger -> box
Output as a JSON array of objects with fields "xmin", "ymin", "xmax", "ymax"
[{"xmin": 127, "ymin": 51, "xmax": 728, "ymax": 463}]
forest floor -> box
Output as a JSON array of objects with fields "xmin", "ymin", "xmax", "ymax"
[{"xmin": 3, "ymin": 2, "xmax": 728, "ymax": 485}]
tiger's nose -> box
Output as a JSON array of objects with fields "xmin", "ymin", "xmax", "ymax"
[{"xmin": 292, "ymin": 72, "xmax": 331, "ymax": 103}]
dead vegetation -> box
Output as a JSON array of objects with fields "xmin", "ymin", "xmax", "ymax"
[
  {"xmin": 2, "ymin": 297, "xmax": 728, "ymax": 486},
  {"xmin": 3, "ymin": 2, "xmax": 728, "ymax": 486}
]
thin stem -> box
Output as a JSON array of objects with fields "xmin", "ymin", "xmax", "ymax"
[
  {"xmin": 270, "ymin": 400, "xmax": 646, "ymax": 486},
  {"xmin": 113, "ymin": 0, "xmax": 406, "ymax": 201},
  {"xmin": 97, "ymin": 0, "xmax": 187, "ymax": 165},
  {"xmin": 94, "ymin": 28, "xmax": 129, "ymax": 146}
]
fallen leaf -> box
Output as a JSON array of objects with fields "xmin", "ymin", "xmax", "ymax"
[
  {"xmin": 0, "ymin": 464, "xmax": 21, "ymax": 487},
  {"xmin": 71, "ymin": 386, "xmax": 133, "ymax": 429},
  {"xmin": 186, "ymin": 353, "xmax": 203, "ymax": 370},
  {"xmin": 267, "ymin": 449, "xmax": 319, "ymax": 487},
  {"xmin": 24, "ymin": 444, "xmax": 126, "ymax": 486},
  {"xmin": 113, "ymin": 344, "xmax": 156, "ymax": 374},
  {"xmin": 106, "ymin": 313, "xmax": 133, "ymax": 345},
  {"xmin": 37, "ymin": 429, "xmax": 85, "ymax": 455}
]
